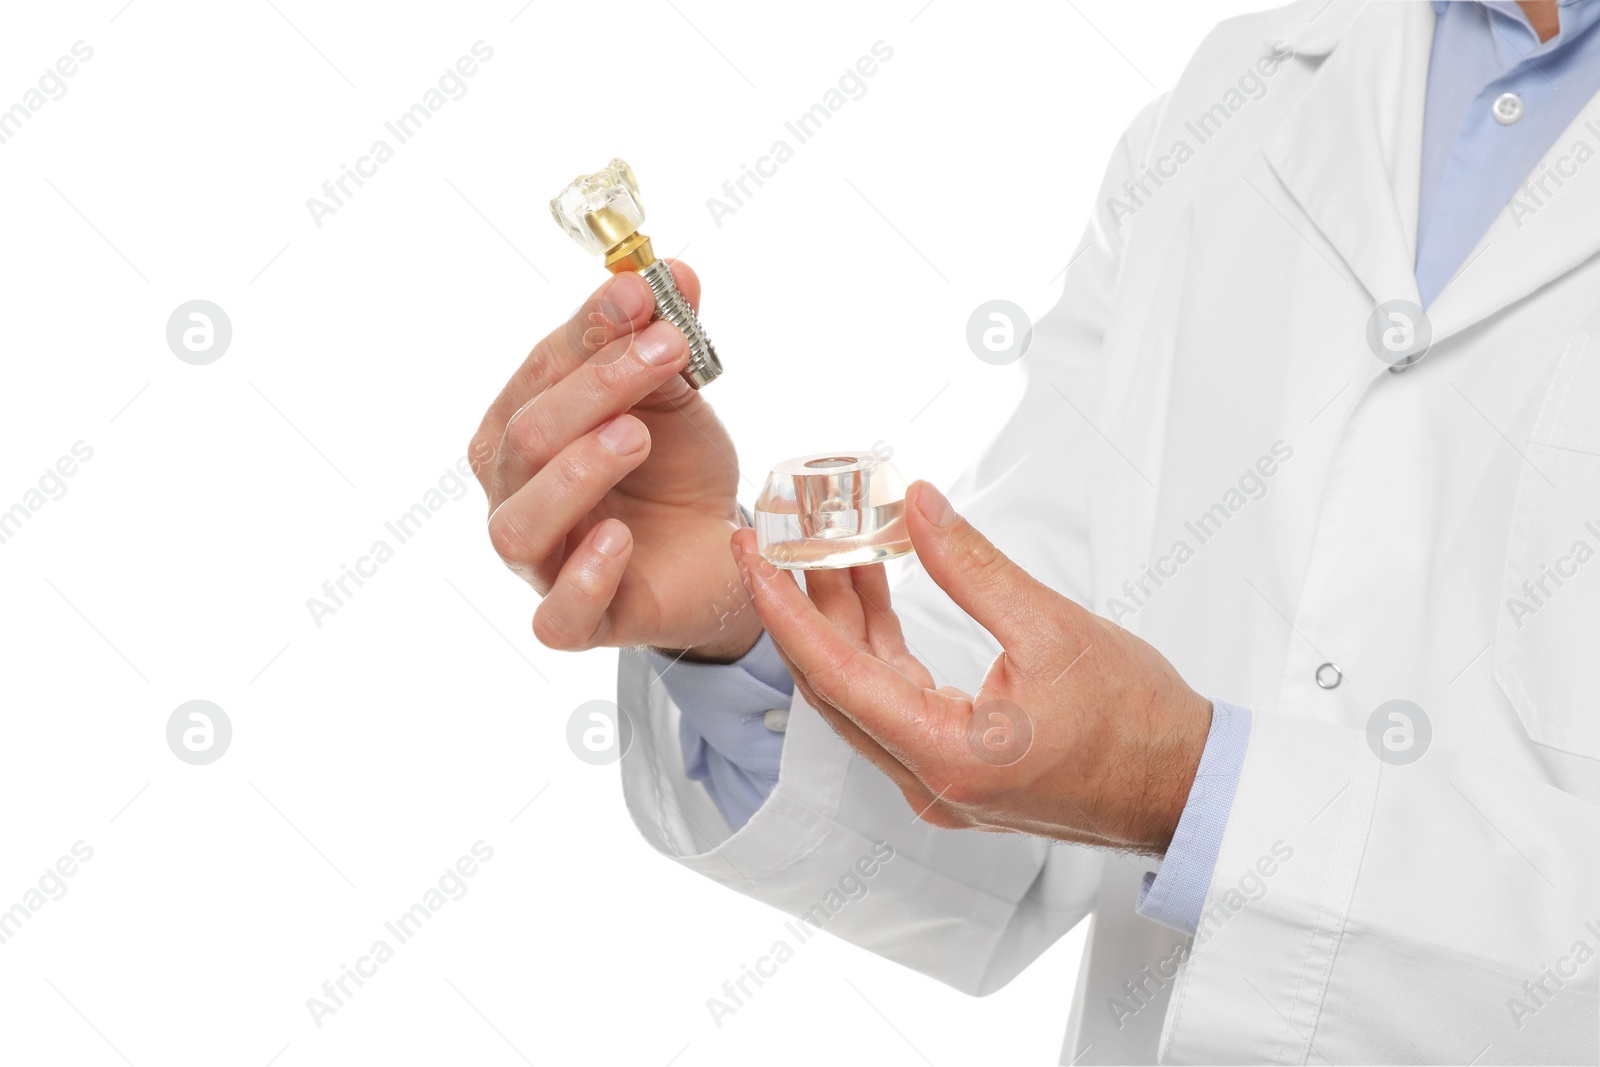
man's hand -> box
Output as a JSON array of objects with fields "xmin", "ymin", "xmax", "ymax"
[
  {"xmin": 470, "ymin": 262, "xmax": 760, "ymax": 661},
  {"xmin": 731, "ymin": 481, "xmax": 1213, "ymax": 853}
]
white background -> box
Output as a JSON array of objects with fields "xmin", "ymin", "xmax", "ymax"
[{"xmin": 0, "ymin": 1, "xmax": 1271, "ymax": 1063}]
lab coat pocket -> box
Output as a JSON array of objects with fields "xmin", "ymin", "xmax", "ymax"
[{"xmin": 1493, "ymin": 333, "xmax": 1600, "ymax": 759}]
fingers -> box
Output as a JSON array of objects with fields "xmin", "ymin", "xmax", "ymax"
[
  {"xmin": 490, "ymin": 318, "xmax": 687, "ymax": 508},
  {"xmin": 904, "ymin": 481, "xmax": 1086, "ymax": 660},
  {"xmin": 471, "ymin": 271, "xmax": 656, "ymax": 484},
  {"xmin": 530, "ymin": 518, "xmax": 633, "ymax": 651},
  {"xmin": 487, "ymin": 414, "xmax": 651, "ymax": 589},
  {"xmin": 810, "ymin": 564, "xmax": 934, "ymax": 688},
  {"xmin": 803, "ymin": 568, "xmax": 869, "ymax": 645},
  {"xmin": 756, "ymin": 599, "xmax": 943, "ymax": 811},
  {"xmin": 732, "ymin": 529, "xmax": 961, "ymax": 767},
  {"xmin": 847, "ymin": 565, "xmax": 937, "ymax": 689},
  {"xmin": 468, "ymin": 261, "xmax": 703, "ymax": 490}
]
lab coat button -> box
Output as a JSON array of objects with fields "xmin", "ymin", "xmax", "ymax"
[
  {"xmin": 1315, "ymin": 662, "xmax": 1343, "ymax": 689},
  {"xmin": 763, "ymin": 708, "xmax": 789, "ymax": 733},
  {"xmin": 1493, "ymin": 92, "xmax": 1523, "ymax": 125}
]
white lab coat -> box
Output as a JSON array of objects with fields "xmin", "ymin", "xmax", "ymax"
[{"xmin": 616, "ymin": 2, "xmax": 1600, "ymax": 1062}]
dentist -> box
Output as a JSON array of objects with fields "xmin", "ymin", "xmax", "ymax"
[{"xmin": 474, "ymin": 1, "xmax": 1600, "ymax": 1061}]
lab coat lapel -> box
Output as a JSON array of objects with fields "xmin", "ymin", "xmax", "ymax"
[
  {"xmin": 1428, "ymin": 88, "xmax": 1600, "ymax": 344},
  {"xmin": 1260, "ymin": 1, "xmax": 1432, "ymax": 314}
]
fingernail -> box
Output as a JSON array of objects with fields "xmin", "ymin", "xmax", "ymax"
[
  {"xmin": 638, "ymin": 323, "xmax": 685, "ymax": 366},
  {"xmin": 593, "ymin": 520, "xmax": 629, "ymax": 558},
  {"xmin": 598, "ymin": 415, "xmax": 647, "ymax": 454},
  {"xmin": 916, "ymin": 482, "xmax": 956, "ymax": 527},
  {"xmin": 602, "ymin": 272, "xmax": 652, "ymax": 323}
]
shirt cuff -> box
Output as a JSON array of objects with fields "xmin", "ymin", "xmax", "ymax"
[
  {"xmin": 645, "ymin": 632, "xmax": 795, "ymax": 830},
  {"xmin": 1135, "ymin": 699, "xmax": 1253, "ymax": 936}
]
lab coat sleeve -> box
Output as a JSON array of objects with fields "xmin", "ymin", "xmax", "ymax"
[
  {"xmin": 1159, "ymin": 708, "xmax": 1600, "ymax": 1065},
  {"xmin": 613, "ymin": 92, "xmax": 1178, "ymax": 996}
]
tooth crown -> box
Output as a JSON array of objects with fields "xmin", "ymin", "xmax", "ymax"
[{"xmin": 549, "ymin": 158, "xmax": 646, "ymax": 256}]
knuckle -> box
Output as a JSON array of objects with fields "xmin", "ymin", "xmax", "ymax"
[
  {"xmin": 512, "ymin": 339, "xmax": 559, "ymax": 404},
  {"xmin": 938, "ymin": 778, "xmax": 986, "ymax": 809},
  {"xmin": 486, "ymin": 509, "xmax": 536, "ymax": 566},
  {"xmin": 528, "ymin": 333, "xmax": 563, "ymax": 378},
  {"xmin": 588, "ymin": 339, "xmax": 646, "ymax": 392},
  {"xmin": 467, "ymin": 435, "xmax": 490, "ymax": 482},
  {"xmin": 532, "ymin": 608, "xmax": 582, "ymax": 652},
  {"xmin": 907, "ymin": 792, "xmax": 965, "ymax": 829},
  {"xmin": 582, "ymin": 358, "xmax": 622, "ymax": 399},
  {"xmin": 549, "ymin": 448, "xmax": 598, "ymax": 496},
  {"xmin": 953, "ymin": 534, "xmax": 1020, "ymax": 597},
  {"xmin": 467, "ymin": 429, "xmax": 498, "ymax": 484},
  {"xmin": 503, "ymin": 406, "xmax": 552, "ymax": 470},
  {"xmin": 960, "ymin": 535, "xmax": 1011, "ymax": 581}
]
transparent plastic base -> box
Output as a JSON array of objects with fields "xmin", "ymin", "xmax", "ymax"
[{"xmin": 754, "ymin": 450, "xmax": 913, "ymax": 570}]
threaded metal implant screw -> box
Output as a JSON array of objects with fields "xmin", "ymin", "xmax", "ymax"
[{"xmin": 639, "ymin": 259, "xmax": 722, "ymax": 390}]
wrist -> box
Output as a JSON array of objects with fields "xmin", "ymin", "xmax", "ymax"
[
  {"xmin": 650, "ymin": 499, "xmax": 764, "ymax": 663},
  {"xmin": 1131, "ymin": 689, "xmax": 1214, "ymax": 854},
  {"xmin": 681, "ymin": 498, "xmax": 762, "ymax": 663},
  {"xmin": 667, "ymin": 617, "xmax": 763, "ymax": 664}
]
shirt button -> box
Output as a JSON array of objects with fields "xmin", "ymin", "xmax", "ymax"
[
  {"xmin": 1315, "ymin": 662, "xmax": 1343, "ymax": 689},
  {"xmin": 763, "ymin": 708, "xmax": 789, "ymax": 733},
  {"xmin": 1493, "ymin": 92, "xmax": 1524, "ymax": 125}
]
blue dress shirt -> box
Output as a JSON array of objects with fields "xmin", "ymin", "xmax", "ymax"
[
  {"xmin": 649, "ymin": 0, "xmax": 1600, "ymax": 936},
  {"xmin": 1416, "ymin": 0, "xmax": 1600, "ymax": 306}
]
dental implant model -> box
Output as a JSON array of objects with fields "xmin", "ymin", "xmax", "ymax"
[
  {"xmin": 754, "ymin": 448, "xmax": 914, "ymax": 570},
  {"xmin": 550, "ymin": 159, "xmax": 722, "ymax": 390}
]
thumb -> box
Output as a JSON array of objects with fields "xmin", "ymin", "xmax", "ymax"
[{"xmin": 905, "ymin": 481, "xmax": 1059, "ymax": 650}]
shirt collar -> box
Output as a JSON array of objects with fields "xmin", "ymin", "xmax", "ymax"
[{"xmin": 1431, "ymin": 0, "xmax": 1600, "ymax": 52}]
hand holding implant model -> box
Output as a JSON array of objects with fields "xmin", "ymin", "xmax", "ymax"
[
  {"xmin": 550, "ymin": 159, "xmax": 723, "ymax": 390},
  {"xmin": 550, "ymin": 159, "xmax": 912, "ymax": 570}
]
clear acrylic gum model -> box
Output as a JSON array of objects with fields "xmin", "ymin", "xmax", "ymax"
[
  {"xmin": 549, "ymin": 158, "xmax": 723, "ymax": 390},
  {"xmin": 755, "ymin": 449, "xmax": 914, "ymax": 570}
]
